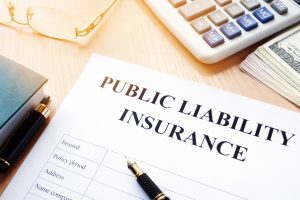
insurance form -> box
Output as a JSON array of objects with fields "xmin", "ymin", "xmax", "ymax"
[{"xmin": 1, "ymin": 54, "xmax": 300, "ymax": 200}]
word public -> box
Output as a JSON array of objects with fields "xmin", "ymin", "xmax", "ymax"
[{"xmin": 99, "ymin": 76, "xmax": 296, "ymax": 162}]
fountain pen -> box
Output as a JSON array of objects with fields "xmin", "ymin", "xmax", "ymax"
[
  {"xmin": 0, "ymin": 96, "xmax": 51, "ymax": 172},
  {"xmin": 127, "ymin": 159, "xmax": 170, "ymax": 200}
]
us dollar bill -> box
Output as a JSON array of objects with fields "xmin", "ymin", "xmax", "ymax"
[
  {"xmin": 263, "ymin": 24, "xmax": 300, "ymax": 76},
  {"xmin": 269, "ymin": 37, "xmax": 300, "ymax": 74},
  {"xmin": 240, "ymin": 24, "xmax": 300, "ymax": 107},
  {"xmin": 255, "ymin": 24, "xmax": 300, "ymax": 90},
  {"xmin": 240, "ymin": 53, "xmax": 300, "ymax": 106}
]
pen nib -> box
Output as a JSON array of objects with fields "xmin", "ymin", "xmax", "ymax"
[
  {"xmin": 41, "ymin": 96, "xmax": 51, "ymax": 106},
  {"xmin": 127, "ymin": 159, "xmax": 135, "ymax": 167},
  {"xmin": 127, "ymin": 159, "xmax": 144, "ymax": 177}
]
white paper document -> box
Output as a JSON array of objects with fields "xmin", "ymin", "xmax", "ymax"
[{"xmin": 1, "ymin": 54, "xmax": 300, "ymax": 200}]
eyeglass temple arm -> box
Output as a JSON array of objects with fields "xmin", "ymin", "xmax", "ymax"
[{"xmin": 76, "ymin": 0, "xmax": 119, "ymax": 37}]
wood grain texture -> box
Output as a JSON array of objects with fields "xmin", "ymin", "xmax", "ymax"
[{"xmin": 0, "ymin": 0, "xmax": 298, "ymax": 194}]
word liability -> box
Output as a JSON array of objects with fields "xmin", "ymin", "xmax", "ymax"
[{"xmin": 99, "ymin": 76, "xmax": 296, "ymax": 162}]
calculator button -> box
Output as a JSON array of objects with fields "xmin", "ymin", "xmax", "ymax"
[
  {"xmin": 214, "ymin": 0, "xmax": 232, "ymax": 6},
  {"xmin": 224, "ymin": 3, "xmax": 245, "ymax": 18},
  {"xmin": 271, "ymin": 0, "xmax": 288, "ymax": 15},
  {"xmin": 191, "ymin": 18, "xmax": 211, "ymax": 34},
  {"xmin": 237, "ymin": 14, "xmax": 258, "ymax": 31},
  {"xmin": 240, "ymin": 0, "xmax": 261, "ymax": 11},
  {"xmin": 220, "ymin": 22, "xmax": 242, "ymax": 39},
  {"xmin": 253, "ymin": 7, "xmax": 274, "ymax": 23},
  {"xmin": 168, "ymin": 0, "xmax": 187, "ymax": 8},
  {"xmin": 208, "ymin": 10, "xmax": 229, "ymax": 26},
  {"xmin": 178, "ymin": 0, "xmax": 216, "ymax": 21},
  {"xmin": 294, "ymin": 0, "xmax": 300, "ymax": 5},
  {"xmin": 202, "ymin": 29, "xmax": 225, "ymax": 47}
]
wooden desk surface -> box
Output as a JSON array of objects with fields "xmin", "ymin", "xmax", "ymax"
[{"xmin": 0, "ymin": 0, "xmax": 298, "ymax": 194}]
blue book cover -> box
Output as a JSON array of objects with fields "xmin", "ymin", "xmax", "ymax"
[{"xmin": 0, "ymin": 55, "xmax": 47, "ymax": 142}]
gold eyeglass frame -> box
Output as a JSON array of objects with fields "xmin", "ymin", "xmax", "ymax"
[{"xmin": 1, "ymin": 0, "xmax": 119, "ymax": 39}]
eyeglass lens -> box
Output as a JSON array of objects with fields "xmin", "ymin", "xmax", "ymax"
[{"xmin": 28, "ymin": 7, "xmax": 77, "ymax": 39}]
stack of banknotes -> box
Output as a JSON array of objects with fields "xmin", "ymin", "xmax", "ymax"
[{"xmin": 240, "ymin": 24, "xmax": 300, "ymax": 107}]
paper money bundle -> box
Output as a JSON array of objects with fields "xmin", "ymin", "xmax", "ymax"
[{"xmin": 240, "ymin": 24, "xmax": 300, "ymax": 107}]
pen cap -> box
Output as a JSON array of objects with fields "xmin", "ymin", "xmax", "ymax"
[{"xmin": 0, "ymin": 105, "xmax": 49, "ymax": 172}]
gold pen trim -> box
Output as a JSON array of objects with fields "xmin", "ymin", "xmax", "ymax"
[
  {"xmin": 35, "ymin": 103, "xmax": 50, "ymax": 118},
  {"xmin": 154, "ymin": 193, "xmax": 168, "ymax": 200}
]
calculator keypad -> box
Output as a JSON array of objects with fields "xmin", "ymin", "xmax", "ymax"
[
  {"xmin": 191, "ymin": 18, "xmax": 212, "ymax": 34},
  {"xmin": 240, "ymin": 0, "xmax": 261, "ymax": 11},
  {"xmin": 171, "ymin": 0, "xmax": 292, "ymax": 48},
  {"xmin": 220, "ymin": 22, "xmax": 242, "ymax": 39},
  {"xmin": 270, "ymin": 0, "xmax": 288, "ymax": 15},
  {"xmin": 237, "ymin": 14, "xmax": 258, "ymax": 31},
  {"xmin": 203, "ymin": 30, "xmax": 225, "ymax": 47},
  {"xmin": 253, "ymin": 7, "xmax": 274, "ymax": 23},
  {"xmin": 215, "ymin": 0, "xmax": 232, "ymax": 6},
  {"xmin": 168, "ymin": 0, "xmax": 187, "ymax": 7},
  {"xmin": 224, "ymin": 3, "xmax": 245, "ymax": 18},
  {"xmin": 208, "ymin": 10, "xmax": 229, "ymax": 26},
  {"xmin": 178, "ymin": 0, "xmax": 216, "ymax": 21}
]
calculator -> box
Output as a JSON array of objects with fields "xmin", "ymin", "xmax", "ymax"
[{"xmin": 144, "ymin": 0, "xmax": 300, "ymax": 63}]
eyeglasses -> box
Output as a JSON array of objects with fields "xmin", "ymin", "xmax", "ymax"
[{"xmin": 0, "ymin": 0, "xmax": 118, "ymax": 40}]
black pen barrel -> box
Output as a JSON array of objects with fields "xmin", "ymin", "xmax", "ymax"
[
  {"xmin": 137, "ymin": 173, "xmax": 162, "ymax": 199},
  {"xmin": 0, "ymin": 110, "xmax": 45, "ymax": 172},
  {"xmin": 127, "ymin": 160, "xmax": 170, "ymax": 200},
  {"xmin": 137, "ymin": 173, "xmax": 170, "ymax": 200}
]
